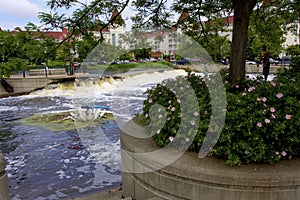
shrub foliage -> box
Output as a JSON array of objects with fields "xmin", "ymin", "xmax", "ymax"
[{"xmin": 141, "ymin": 68, "xmax": 300, "ymax": 165}]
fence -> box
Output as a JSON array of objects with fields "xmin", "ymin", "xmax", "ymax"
[{"xmin": 29, "ymin": 68, "xmax": 66, "ymax": 76}]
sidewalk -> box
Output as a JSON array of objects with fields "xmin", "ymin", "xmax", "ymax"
[
  {"xmin": 69, "ymin": 188, "xmax": 163, "ymax": 200},
  {"xmin": 69, "ymin": 189, "xmax": 131, "ymax": 200}
]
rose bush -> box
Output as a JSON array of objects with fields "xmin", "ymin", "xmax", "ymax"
[{"xmin": 140, "ymin": 68, "xmax": 299, "ymax": 165}]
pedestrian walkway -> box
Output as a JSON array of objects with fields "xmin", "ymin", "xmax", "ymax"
[
  {"xmin": 69, "ymin": 188, "xmax": 163, "ymax": 200},
  {"xmin": 69, "ymin": 189, "xmax": 130, "ymax": 200}
]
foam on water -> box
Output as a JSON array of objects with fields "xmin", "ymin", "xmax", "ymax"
[{"xmin": 28, "ymin": 69, "xmax": 187, "ymax": 97}]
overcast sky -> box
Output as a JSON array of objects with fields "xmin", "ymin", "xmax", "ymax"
[{"xmin": 0, "ymin": 0, "xmax": 137, "ymax": 31}]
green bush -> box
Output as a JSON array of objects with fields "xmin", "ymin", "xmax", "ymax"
[
  {"xmin": 141, "ymin": 69, "xmax": 300, "ymax": 165},
  {"xmin": 291, "ymin": 56, "xmax": 300, "ymax": 72}
]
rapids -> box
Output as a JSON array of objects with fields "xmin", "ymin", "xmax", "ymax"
[{"xmin": 0, "ymin": 69, "xmax": 187, "ymax": 199}]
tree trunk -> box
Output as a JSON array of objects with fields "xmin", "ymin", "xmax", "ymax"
[{"xmin": 229, "ymin": 0, "xmax": 257, "ymax": 83}]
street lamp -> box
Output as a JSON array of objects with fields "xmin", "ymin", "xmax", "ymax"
[
  {"xmin": 220, "ymin": 45, "xmax": 223, "ymax": 61},
  {"xmin": 0, "ymin": 42, "xmax": 4, "ymax": 63}
]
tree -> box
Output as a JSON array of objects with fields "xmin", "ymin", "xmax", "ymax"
[
  {"xmin": 0, "ymin": 25, "xmax": 58, "ymax": 77},
  {"xmin": 197, "ymin": 33, "xmax": 231, "ymax": 62},
  {"xmin": 75, "ymin": 35, "xmax": 96, "ymax": 62},
  {"xmin": 248, "ymin": 6, "xmax": 288, "ymax": 60},
  {"xmin": 285, "ymin": 44, "xmax": 300, "ymax": 57},
  {"xmin": 38, "ymin": 0, "xmax": 299, "ymax": 82}
]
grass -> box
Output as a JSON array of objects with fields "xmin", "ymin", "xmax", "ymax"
[{"xmin": 85, "ymin": 61, "xmax": 175, "ymax": 71}]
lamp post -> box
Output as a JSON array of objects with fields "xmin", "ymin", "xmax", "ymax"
[
  {"xmin": 220, "ymin": 45, "xmax": 223, "ymax": 61},
  {"xmin": 0, "ymin": 42, "xmax": 4, "ymax": 63}
]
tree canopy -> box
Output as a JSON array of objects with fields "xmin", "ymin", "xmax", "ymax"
[
  {"xmin": 1, "ymin": 0, "xmax": 299, "ymax": 80},
  {"xmin": 37, "ymin": 0, "xmax": 299, "ymax": 82},
  {"xmin": 0, "ymin": 26, "xmax": 57, "ymax": 77}
]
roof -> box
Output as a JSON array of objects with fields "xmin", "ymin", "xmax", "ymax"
[
  {"xmin": 42, "ymin": 30, "xmax": 67, "ymax": 40},
  {"xmin": 178, "ymin": 11, "xmax": 190, "ymax": 23},
  {"xmin": 110, "ymin": 8, "xmax": 125, "ymax": 26},
  {"xmin": 9, "ymin": 28, "xmax": 68, "ymax": 40},
  {"xmin": 205, "ymin": 15, "xmax": 234, "ymax": 27}
]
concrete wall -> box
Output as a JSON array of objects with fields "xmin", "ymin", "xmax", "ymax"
[
  {"xmin": 121, "ymin": 120, "xmax": 300, "ymax": 200},
  {"xmin": 0, "ymin": 76, "xmax": 75, "ymax": 98},
  {"xmin": 177, "ymin": 64, "xmax": 290, "ymax": 74},
  {"xmin": 0, "ymin": 154, "xmax": 10, "ymax": 200}
]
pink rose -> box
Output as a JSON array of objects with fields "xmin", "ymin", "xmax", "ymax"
[
  {"xmin": 190, "ymin": 120, "xmax": 196, "ymax": 126},
  {"xmin": 270, "ymin": 81, "xmax": 276, "ymax": 87},
  {"xmin": 285, "ymin": 114, "xmax": 292, "ymax": 120},
  {"xmin": 282, "ymin": 151, "xmax": 287, "ymax": 157},
  {"xmin": 276, "ymin": 93, "xmax": 283, "ymax": 98},
  {"xmin": 248, "ymin": 86, "xmax": 255, "ymax": 92},
  {"xmin": 257, "ymin": 122, "xmax": 263, "ymax": 127}
]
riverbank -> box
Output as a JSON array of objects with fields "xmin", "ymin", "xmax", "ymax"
[{"xmin": 0, "ymin": 64, "xmax": 288, "ymax": 98}]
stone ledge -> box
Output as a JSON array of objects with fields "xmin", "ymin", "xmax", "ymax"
[
  {"xmin": 0, "ymin": 154, "xmax": 6, "ymax": 173},
  {"xmin": 121, "ymin": 119, "xmax": 300, "ymax": 200},
  {"xmin": 0, "ymin": 153, "xmax": 10, "ymax": 200}
]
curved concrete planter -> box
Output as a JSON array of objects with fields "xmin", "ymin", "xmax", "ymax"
[
  {"xmin": 121, "ymin": 121, "xmax": 300, "ymax": 200},
  {"xmin": 0, "ymin": 154, "xmax": 10, "ymax": 200}
]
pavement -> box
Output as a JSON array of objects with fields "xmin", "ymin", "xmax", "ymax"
[
  {"xmin": 68, "ymin": 188, "xmax": 162, "ymax": 200},
  {"xmin": 69, "ymin": 189, "xmax": 132, "ymax": 200}
]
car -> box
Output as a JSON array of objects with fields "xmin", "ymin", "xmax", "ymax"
[
  {"xmin": 216, "ymin": 60, "xmax": 229, "ymax": 65},
  {"xmin": 269, "ymin": 58, "xmax": 280, "ymax": 65},
  {"xmin": 149, "ymin": 58, "xmax": 157, "ymax": 62},
  {"xmin": 245, "ymin": 60, "xmax": 257, "ymax": 65},
  {"xmin": 280, "ymin": 56, "xmax": 292, "ymax": 65},
  {"xmin": 110, "ymin": 61, "xmax": 121, "ymax": 65},
  {"xmin": 177, "ymin": 59, "xmax": 189, "ymax": 65},
  {"xmin": 97, "ymin": 60, "xmax": 107, "ymax": 64}
]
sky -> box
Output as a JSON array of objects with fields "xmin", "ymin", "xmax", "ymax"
[
  {"xmin": 0, "ymin": 0, "xmax": 137, "ymax": 31},
  {"xmin": 0, "ymin": 0, "xmax": 48, "ymax": 30}
]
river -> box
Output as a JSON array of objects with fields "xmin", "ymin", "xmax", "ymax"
[{"xmin": 0, "ymin": 68, "xmax": 187, "ymax": 200}]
